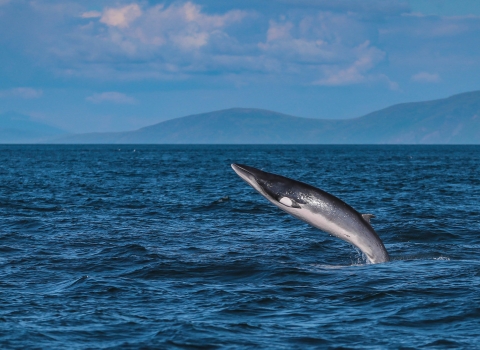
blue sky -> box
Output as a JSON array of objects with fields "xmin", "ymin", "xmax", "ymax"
[{"xmin": 1, "ymin": 0, "xmax": 480, "ymax": 132}]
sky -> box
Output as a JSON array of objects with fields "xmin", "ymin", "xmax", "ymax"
[{"xmin": 1, "ymin": 0, "xmax": 480, "ymax": 133}]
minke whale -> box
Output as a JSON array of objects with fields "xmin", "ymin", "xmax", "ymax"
[{"xmin": 231, "ymin": 164, "xmax": 390, "ymax": 264}]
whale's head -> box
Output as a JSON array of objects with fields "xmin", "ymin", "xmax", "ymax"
[{"xmin": 231, "ymin": 163, "xmax": 307, "ymax": 209}]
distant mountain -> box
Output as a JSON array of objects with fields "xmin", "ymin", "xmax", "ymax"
[
  {"xmin": 51, "ymin": 108, "xmax": 332, "ymax": 144},
  {"xmin": 42, "ymin": 90, "xmax": 480, "ymax": 144},
  {"xmin": 0, "ymin": 112, "xmax": 67, "ymax": 143}
]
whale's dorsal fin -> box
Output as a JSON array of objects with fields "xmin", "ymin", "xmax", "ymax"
[{"xmin": 362, "ymin": 214, "xmax": 375, "ymax": 223}]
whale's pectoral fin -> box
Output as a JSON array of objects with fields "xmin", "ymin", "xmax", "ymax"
[{"xmin": 361, "ymin": 214, "xmax": 375, "ymax": 223}]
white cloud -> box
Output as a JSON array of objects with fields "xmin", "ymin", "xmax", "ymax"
[
  {"xmin": 86, "ymin": 92, "xmax": 137, "ymax": 104},
  {"xmin": 40, "ymin": 1, "xmax": 251, "ymax": 80},
  {"xmin": 258, "ymin": 13, "xmax": 391, "ymax": 86},
  {"xmin": 93, "ymin": 2, "xmax": 247, "ymax": 50},
  {"xmin": 7, "ymin": 1, "xmax": 418, "ymax": 87},
  {"xmin": 10, "ymin": 1, "xmax": 396, "ymax": 85},
  {"xmin": 100, "ymin": 4, "xmax": 142, "ymax": 28},
  {"xmin": 411, "ymin": 72, "xmax": 441, "ymax": 83},
  {"xmin": 0, "ymin": 87, "xmax": 43, "ymax": 99}
]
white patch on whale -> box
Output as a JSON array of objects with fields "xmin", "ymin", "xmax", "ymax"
[{"xmin": 279, "ymin": 197, "xmax": 293, "ymax": 207}]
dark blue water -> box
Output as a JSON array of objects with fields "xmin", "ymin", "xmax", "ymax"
[{"xmin": 1, "ymin": 145, "xmax": 479, "ymax": 349}]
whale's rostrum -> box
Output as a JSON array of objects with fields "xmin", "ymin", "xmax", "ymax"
[{"xmin": 231, "ymin": 163, "xmax": 390, "ymax": 264}]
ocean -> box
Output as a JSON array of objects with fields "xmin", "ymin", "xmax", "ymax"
[{"xmin": 0, "ymin": 145, "xmax": 479, "ymax": 349}]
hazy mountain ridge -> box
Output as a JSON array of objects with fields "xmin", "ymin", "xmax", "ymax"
[
  {"xmin": 0, "ymin": 112, "xmax": 67, "ymax": 143},
  {"xmin": 2, "ymin": 91, "xmax": 480, "ymax": 144},
  {"xmin": 344, "ymin": 91, "xmax": 480, "ymax": 143}
]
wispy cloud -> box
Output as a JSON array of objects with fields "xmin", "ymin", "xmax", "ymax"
[
  {"xmin": 313, "ymin": 41, "xmax": 386, "ymax": 86},
  {"xmin": 86, "ymin": 92, "xmax": 137, "ymax": 104},
  {"xmin": 276, "ymin": 0, "xmax": 410, "ymax": 15},
  {"xmin": 81, "ymin": 11, "xmax": 101, "ymax": 19},
  {"xmin": 411, "ymin": 72, "xmax": 441, "ymax": 83},
  {"xmin": 0, "ymin": 87, "xmax": 43, "ymax": 98}
]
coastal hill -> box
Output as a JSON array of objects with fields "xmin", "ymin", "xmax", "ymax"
[
  {"xmin": 2, "ymin": 91, "xmax": 480, "ymax": 144},
  {"xmin": 52, "ymin": 90, "xmax": 480, "ymax": 144}
]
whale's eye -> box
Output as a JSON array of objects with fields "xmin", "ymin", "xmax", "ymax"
[{"xmin": 279, "ymin": 197, "xmax": 300, "ymax": 208}]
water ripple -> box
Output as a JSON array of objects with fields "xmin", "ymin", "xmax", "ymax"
[{"xmin": 0, "ymin": 145, "xmax": 479, "ymax": 348}]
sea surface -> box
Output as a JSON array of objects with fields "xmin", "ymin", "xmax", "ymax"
[{"xmin": 0, "ymin": 145, "xmax": 479, "ymax": 349}]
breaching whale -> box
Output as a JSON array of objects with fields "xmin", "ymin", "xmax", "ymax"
[{"xmin": 231, "ymin": 163, "xmax": 390, "ymax": 264}]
